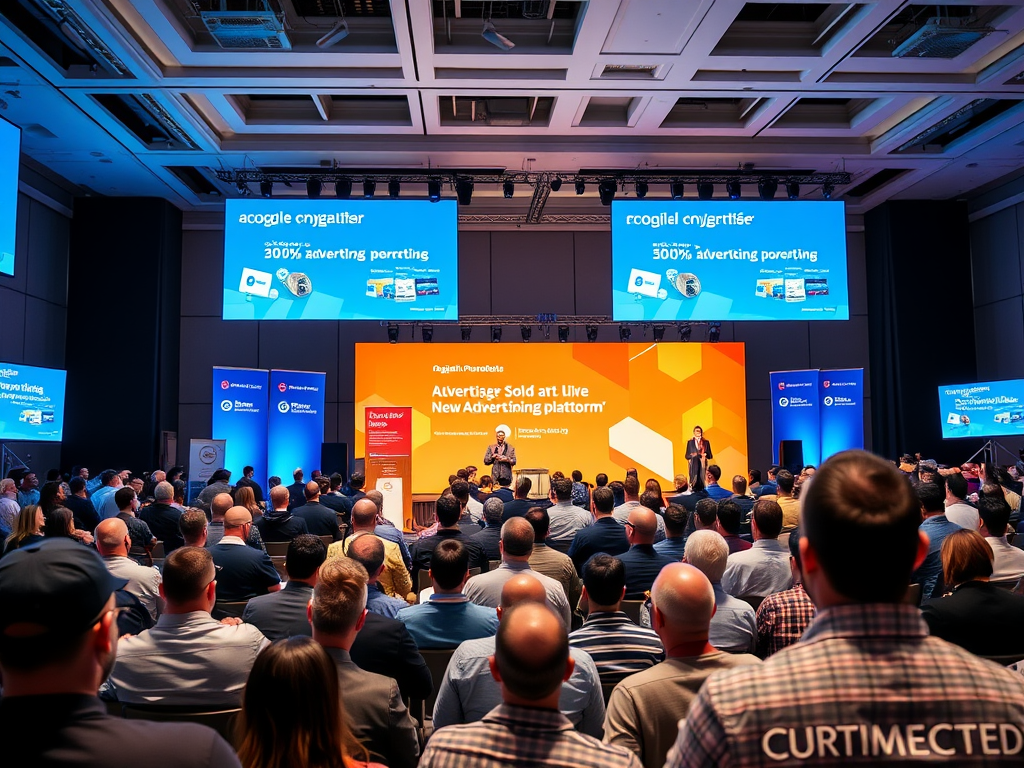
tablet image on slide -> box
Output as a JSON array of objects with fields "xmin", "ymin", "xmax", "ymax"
[
  {"xmin": 785, "ymin": 278, "xmax": 806, "ymax": 302},
  {"xmin": 239, "ymin": 267, "xmax": 273, "ymax": 298},
  {"xmin": 627, "ymin": 268, "xmax": 662, "ymax": 298},
  {"xmin": 947, "ymin": 412, "xmax": 960, "ymax": 425}
]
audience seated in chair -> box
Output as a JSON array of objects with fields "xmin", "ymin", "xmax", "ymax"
[
  {"xmin": 330, "ymin": 498, "xmax": 413, "ymax": 603},
  {"xmin": 721, "ymin": 498, "xmax": 792, "ymax": 600},
  {"xmin": 755, "ymin": 526, "xmax": 817, "ymax": 658},
  {"xmin": 243, "ymin": 534, "xmax": 326, "ymax": 640},
  {"xmin": 208, "ymin": 507, "xmax": 282, "ymax": 602},
  {"xmin": 683, "ymin": 530, "xmax": 757, "ymax": 654}
]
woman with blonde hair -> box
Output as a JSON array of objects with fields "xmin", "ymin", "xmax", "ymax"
[
  {"xmin": 2, "ymin": 504, "xmax": 45, "ymax": 556},
  {"xmin": 237, "ymin": 636, "xmax": 384, "ymax": 768},
  {"xmin": 233, "ymin": 484, "xmax": 263, "ymax": 521}
]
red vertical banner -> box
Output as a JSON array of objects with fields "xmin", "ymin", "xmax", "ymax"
[{"xmin": 365, "ymin": 407, "xmax": 413, "ymax": 531}]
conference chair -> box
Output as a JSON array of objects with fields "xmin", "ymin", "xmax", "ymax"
[
  {"xmin": 213, "ymin": 600, "xmax": 249, "ymax": 619},
  {"xmin": 601, "ymin": 681, "xmax": 618, "ymax": 704},
  {"xmin": 151, "ymin": 541, "xmax": 166, "ymax": 569},
  {"xmin": 903, "ymin": 583, "xmax": 923, "ymax": 605},
  {"xmin": 409, "ymin": 647, "xmax": 456, "ymax": 741},
  {"xmin": 120, "ymin": 704, "xmax": 241, "ymax": 747},
  {"xmin": 620, "ymin": 600, "xmax": 645, "ymax": 625},
  {"xmin": 319, "ymin": 534, "xmax": 335, "ymax": 548},
  {"xmin": 264, "ymin": 541, "xmax": 289, "ymax": 557},
  {"xmin": 489, "ymin": 560, "xmax": 501, "ymax": 571}
]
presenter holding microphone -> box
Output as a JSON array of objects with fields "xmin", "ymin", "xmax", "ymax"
[
  {"xmin": 484, "ymin": 424, "xmax": 517, "ymax": 487},
  {"xmin": 686, "ymin": 425, "xmax": 712, "ymax": 486}
]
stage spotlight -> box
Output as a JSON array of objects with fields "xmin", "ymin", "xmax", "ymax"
[
  {"xmin": 619, "ymin": 325, "xmax": 631, "ymax": 342},
  {"xmin": 388, "ymin": 179, "xmax": 401, "ymax": 199},
  {"xmin": 697, "ymin": 182, "xmax": 714, "ymax": 200},
  {"xmin": 482, "ymin": 19, "xmax": 515, "ymax": 50},
  {"xmin": 456, "ymin": 178, "xmax": 474, "ymax": 206},
  {"xmin": 306, "ymin": 178, "xmax": 322, "ymax": 198},
  {"xmin": 726, "ymin": 180, "xmax": 741, "ymax": 200},
  {"xmin": 428, "ymin": 178, "xmax": 442, "ymax": 202},
  {"xmin": 653, "ymin": 325, "xmax": 665, "ymax": 342},
  {"xmin": 461, "ymin": 326, "xmax": 472, "ymax": 341},
  {"xmin": 679, "ymin": 324, "xmax": 692, "ymax": 342},
  {"xmin": 575, "ymin": 179, "xmax": 586, "ymax": 196},
  {"xmin": 822, "ymin": 181, "xmax": 835, "ymax": 200},
  {"xmin": 634, "ymin": 181, "xmax": 648, "ymax": 199},
  {"xmin": 363, "ymin": 179, "xmax": 376, "ymax": 198},
  {"xmin": 708, "ymin": 322, "xmax": 721, "ymax": 343},
  {"xmin": 550, "ymin": 176, "xmax": 562, "ymax": 192},
  {"xmin": 598, "ymin": 179, "xmax": 616, "ymax": 206},
  {"xmin": 421, "ymin": 325, "xmax": 433, "ymax": 343},
  {"xmin": 387, "ymin": 324, "xmax": 399, "ymax": 344},
  {"xmin": 491, "ymin": 325, "xmax": 502, "ymax": 343},
  {"xmin": 520, "ymin": 325, "xmax": 532, "ymax": 342},
  {"xmin": 335, "ymin": 178, "xmax": 352, "ymax": 199},
  {"xmin": 758, "ymin": 178, "xmax": 778, "ymax": 200},
  {"xmin": 586, "ymin": 325, "xmax": 599, "ymax": 342},
  {"xmin": 786, "ymin": 181, "xmax": 800, "ymax": 200},
  {"xmin": 503, "ymin": 180, "xmax": 515, "ymax": 199},
  {"xmin": 557, "ymin": 325, "xmax": 570, "ymax": 343},
  {"xmin": 670, "ymin": 181, "xmax": 685, "ymax": 200},
  {"xmin": 260, "ymin": 180, "xmax": 273, "ymax": 198}
]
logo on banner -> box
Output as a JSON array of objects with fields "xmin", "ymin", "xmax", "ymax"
[
  {"xmin": 779, "ymin": 397, "xmax": 789, "ymax": 407},
  {"xmin": 824, "ymin": 396, "xmax": 834, "ymax": 406},
  {"xmin": 277, "ymin": 401, "xmax": 290, "ymax": 413},
  {"xmin": 199, "ymin": 445, "xmax": 218, "ymax": 464},
  {"xmin": 220, "ymin": 400, "xmax": 233, "ymax": 412},
  {"xmin": 778, "ymin": 382, "xmax": 785, "ymax": 391},
  {"xmin": 823, "ymin": 380, "xmax": 830, "ymax": 388},
  {"xmin": 221, "ymin": 380, "xmax": 229, "ymax": 390},
  {"xmin": 278, "ymin": 382, "xmax": 287, "ymax": 393}
]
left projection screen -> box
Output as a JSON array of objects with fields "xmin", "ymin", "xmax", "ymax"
[
  {"xmin": 0, "ymin": 362, "xmax": 67, "ymax": 442},
  {"xmin": 0, "ymin": 116, "xmax": 20, "ymax": 277},
  {"xmin": 223, "ymin": 199, "xmax": 459, "ymax": 320}
]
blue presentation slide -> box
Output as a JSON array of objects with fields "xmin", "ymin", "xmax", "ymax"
[
  {"xmin": 0, "ymin": 117, "xmax": 19, "ymax": 277},
  {"xmin": 223, "ymin": 199, "xmax": 459, "ymax": 320},
  {"xmin": 939, "ymin": 379, "xmax": 1024, "ymax": 439},
  {"xmin": 611, "ymin": 201, "xmax": 849, "ymax": 321},
  {"xmin": 0, "ymin": 362, "xmax": 66, "ymax": 442}
]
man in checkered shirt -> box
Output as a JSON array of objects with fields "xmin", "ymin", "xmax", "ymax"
[
  {"xmin": 420, "ymin": 600, "xmax": 640, "ymax": 768},
  {"xmin": 754, "ymin": 526, "xmax": 816, "ymax": 658},
  {"xmin": 667, "ymin": 449, "xmax": 1024, "ymax": 767}
]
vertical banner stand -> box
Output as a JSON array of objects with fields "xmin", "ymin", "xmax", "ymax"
[{"xmin": 364, "ymin": 407, "xmax": 413, "ymax": 531}]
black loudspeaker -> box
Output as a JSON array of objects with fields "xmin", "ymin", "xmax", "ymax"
[
  {"xmin": 321, "ymin": 443, "xmax": 348, "ymax": 481},
  {"xmin": 779, "ymin": 440, "xmax": 804, "ymax": 474}
]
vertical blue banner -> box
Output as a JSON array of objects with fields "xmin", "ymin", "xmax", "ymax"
[
  {"xmin": 819, "ymin": 368, "xmax": 864, "ymax": 460},
  {"xmin": 212, "ymin": 367, "xmax": 269, "ymax": 495},
  {"xmin": 770, "ymin": 369, "xmax": 822, "ymax": 466},
  {"xmin": 268, "ymin": 369, "xmax": 326, "ymax": 484}
]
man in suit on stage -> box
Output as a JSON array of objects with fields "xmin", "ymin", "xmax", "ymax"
[{"xmin": 484, "ymin": 424, "xmax": 517, "ymax": 488}]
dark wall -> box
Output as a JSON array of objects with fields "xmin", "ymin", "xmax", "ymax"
[
  {"xmin": 178, "ymin": 224, "xmax": 870, "ymax": 477},
  {"xmin": 64, "ymin": 198, "xmax": 181, "ymax": 471},
  {"xmin": 866, "ymin": 201, "xmax": 975, "ymax": 465},
  {"xmin": 0, "ymin": 191, "xmax": 70, "ymax": 474}
]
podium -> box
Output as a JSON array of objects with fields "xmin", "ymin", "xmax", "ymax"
[{"xmin": 516, "ymin": 468, "xmax": 550, "ymax": 500}]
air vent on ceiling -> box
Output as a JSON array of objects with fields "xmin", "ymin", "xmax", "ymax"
[
  {"xmin": 893, "ymin": 16, "xmax": 995, "ymax": 58},
  {"xmin": 600, "ymin": 64, "xmax": 660, "ymax": 80},
  {"xmin": 200, "ymin": 0, "xmax": 291, "ymax": 50}
]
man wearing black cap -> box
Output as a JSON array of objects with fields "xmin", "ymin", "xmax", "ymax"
[{"xmin": 0, "ymin": 539, "xmax": 241, "ymax": 766}]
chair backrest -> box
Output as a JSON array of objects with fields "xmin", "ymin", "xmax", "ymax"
[
  {"xmin": 489, "ymin": 560, "xmax": 501, "ymax": 571},
  {"xmin": 739, "ymin": 595, "xmax": 764, "ymax": 612},
  {"xmin": 319, "ymin": 534, "xmax": 335, "ymax": 548},
  {"xmin": 121, "ymin": 705, "xmax": 242, "ymax": 747},
  {"xmin": 265, "ymin": 541, "xmax": 289, "ymax": 557},
  {"xmin": 989, "ymin": 578, "xmax": 1021, "ymax": 591},
  {"xmin": 601, "ymin": 681, "xmax": 617, "ymax": 704},
  {"xmin": 214, "ymin": 600, "xmax": 249, "ymax": 619},
  {"xmin": 620, "ymin": 600, "xmax": 644, "ymax": 625},
  {"xmin": 418, "ymin": 648, "xmax": 456, "ymax": 718},
  {"xmin": 981, "ymin": 653, "xmax": 1024, "ymax": 666},
  {"xmin": 903, "ymin": 583, "xmax": 923, "ymax": 605},
  {"xmin": 151, "ymin": 541, "xmax": 166, "ymax": 559}
]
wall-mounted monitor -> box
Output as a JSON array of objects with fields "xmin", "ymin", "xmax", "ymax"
[
  {"xmin": 939, "ymin": 379, "xmax": 1024, "ymax": 439},
  {"xmin": 0, "ymin": 116, "xmax": 19, "ymax": 277},
  {"xmin": 222, "ymin": 199, "xmax": 459, "ymax": 320},
  {"xmin": 0, "ymin": 362, "xmax": 67, "ymax": 442},
  {"xmin": 611, "ymin": 200, "xmax": 849, "ymax": 321}
]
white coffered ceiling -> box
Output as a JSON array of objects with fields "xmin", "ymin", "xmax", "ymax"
[{"xmin": 3, "ymin": 0, "xmax": 1024, "ymax": 219}]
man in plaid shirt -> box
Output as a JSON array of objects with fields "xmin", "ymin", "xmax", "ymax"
[
  {"xmin": 421, "ymin": 600, "xmax": 641, "ymax": 768},
  {"xmin": 667, "ymin": 450, "xmax": 1024, "ymax": 767},
  {"xmin": 754, "ymin": 527, "xmax": 816, "ymax": 658}
]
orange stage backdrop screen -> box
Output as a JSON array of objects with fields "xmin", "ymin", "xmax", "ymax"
[{"xmin": 355, "ymin": 342, "xmax": 747, "ymax": 494}]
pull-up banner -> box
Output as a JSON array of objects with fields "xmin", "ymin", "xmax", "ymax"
[
  {"xmin": 771, "ymin": 368, "xmax": 864, "ymax": 466},
  {"xmin": 268, "ymin": 369, "xmax": 326, "ymax": 484},
  {"xmin": 212, "ymin": 367, "xmax": 269, "ymax": 494},
  {"xmin": 819, "ymin": 368, "xmax": 865, "ymax": 461}
]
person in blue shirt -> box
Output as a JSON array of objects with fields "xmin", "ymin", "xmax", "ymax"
[
  {"xmin": 618, "ymin": 508, "xmax": 677, "ymax": 599},
  {"xmin": 910, "ymin": 482, "xmax": 962, "ymax": 601},
  {"xmin": 703, "ymin": 465, "xmax": 732, "ymax": 500},
  {"xmin": 15, "ymin": 472, "xmax": 40, "ymax": 509},
  {"xmin": 568, "ymin": 486, "xmax": 629, "ymax": 576},
  {"xmin": 347, "ymin": 534, "xmax": 410, "ymax": 620},
  {"xmin": 653, "ymin": 504, "xmax": 688, "ymax": 560},
  {"xmin": 398, "ymin": 539, "xmax": 498, "ymax": 649}
]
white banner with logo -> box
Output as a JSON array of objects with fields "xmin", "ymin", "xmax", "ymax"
[{"xmin": 188, "ymin": 438, "xmax": 226, "ymax": 503}]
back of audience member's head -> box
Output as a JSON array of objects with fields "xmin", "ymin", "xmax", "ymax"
[
  {"xmin": 363, "ymin": 489, "xmax": 383, "ymax": 512},
  {"xmin": 435, "ymin": 493, "xmax": 461, "ymax": 528},
  {"xmin": 210, "ymin": 469, "xmax": 231, "ymax": 485},
  {"xmin": 592, "ymin": 486, "xmax": 615, "ymax": 515},
  {"xmin": 162, "ymin": 547, "xmax": 215, "ymax": 605},
  {"xmin": 684, "ymin": 530, "xmax": 730, "ymax": 584},
  {"xmin": 732, "ymin": 475, "xmax": 748, "ymax": 495},
  {"xmin": 95, "ymin": 518, "xmax": 128, "ymax": 555},
  {"xmin": 346, "ymin": 534, "xmax": 385, "ymax": 582},
  {"xmin": 943, "ymin": 472, "xmax": 968, "ymax": 500},
  {"xmin": 154, "ymin": 481, "xmax": 174, "ymax": 502},
  {"xmin": 268, "ymin": 476, "xmax": 282, "ymax": 489},
  {"xmin": 627, "ymin": 507, "xmax": 658, "ymax": 543},
  {"xmin": 329, "ymin": 472, "xmax": 344, "ymax": 491},
  {"xmin": 595, "ymin": 473, "xmax": 608, "ymax": 488},
  {"xmin": 69, "ymin": 476, "xmax": 86, "ymax": 495},
  {"xmin": 38, "ymin": 482, "xmax": 62, "ymax": 512},
  {"xmin": 211, "ymin": 492, "xmax": 234, "ymax": 519},
  {"xmin": 776, "ymin": 469, "xmax": 795, "ymax": 495},
  {"xmin": 499, "ymin": 573, "xmax": 548, "ymax": 610},
  {"xmin": 695, "ymin": 498, "xmax": 719, "ymax": 529},
  {"xmin": 456, "ymin": 468, "xmax": 469, "ymax": 481},
  {"xmin": 351, "ymin": 499, "xmax": 377, "ymax": 528},
  {"xmin": 312, "ymin": 557, "xmax": 367, "ymax": 634},
  {"xmin": 645, "ymin": 478, "xmax": 663, "ymax": 496},
  {"xmin": 269, "ymin": 485, "xmax": 289, "ymax": 510},
  {"xmin": 43, "ymin": 508, "xmax": 75, "ymax": 539},
  {"xmin": 515, "ymin": 475, "xmax": 532, "ymax": 498},
  {"xmin": 304, "ymin": 481, "xmax": 320, "ymax": 501},
  {"xmin": 789, "ymin": 526, "xmax": 804, "ymax": 570},
  {"xmin": 752, "ymin": 498, "xmax": 783, "ymax": 539},
  {"xmin": 650, "ymin": 562, "xmax": 715, "ymax": 637},
  {"xmin": 483, "ymin": 497, "xmax": 504, "ymax": 526},
  {"xmin": 430, "ymin": 539, "xmax": 469, "ymax": 590},
  {"xmin": 450, "ymin": 480, "xmax": 470, "ymax": 504},
  {"xmin": 114, "ymin": 487, "xmax": 136, "ymax": 512},
  {"xmin": 179, "ymin": 508, "xmax": 208, "ymax": 544},
  {"xmin": 571, "ymin": 470, "xmax": 583, "ymax": 483},
  {"xmin": 494, "ymin": 602, "xmax": 569, "ymax": 702},
  {"xmin": 582, "ymin": 554, "xmax": 625, "ymax": 607},
  {"xmin": 916, "ymin": 482, "xmax": 945, "ymax": 514},
  {"xmin": 978, "ymin": 495, "xmax": 1011, "ymax": 536},
  {"xmin": 716, "ymin": 499, "xmax": 743, "ymax": 535},
  {"xmin": 551, "ymin": 476, "xmax": 573, "ymax": 502},
  {"xmin": 941, "ymin": 529, "xmax": 994, "ymax": 587},
  {"xmin": 706, "ymin": 465, "xmax": 722, "ymax": 484},
  {"xmin": 286, "ymin": 535, "xmax": 327, "ymax": 581},
  {"xmin": 238, "ymin": 636, "xmax": 367, "ymax": 768},
  {"xmin": 749, "ymin": 469, "xmax": 762, "ymax": 485},
  {"xmin": 349, "ymin": 472, "xmax": 365, "ymax": 491},
  {"xmin": 501, "ymin": 517, "xmax": 535, "ymax": 557},
  {"xmin": 316, "ymin": 476, "xmax": 331, "ymax": 496},
  {"xmin": 639, "ymin": 490, "xmax": 662, "ymax": 514},
  {"xmin": 524, "ymin": 507, "xmax": 549, "ymax": 541},
  {"xmin": 233, "ymin": 485, "xmax": 257, "ymax": 512},
  {"xmin": 100, "ymin": 469, "xmax": 118, "ymax": 487},
  {"xmin": 293, "ymin": 468, "xmax": 304, "ymax": 482},
  {"xmin": 663, "ymin": 504, "xmax": 687, "ymax": 536},
  {"xmin": 622, "ymin": 475, "xmax": 640, "ymax": 498},
  {"xmin": 801, "ymin": 449, "xmax": 921, "ymax": 603},
  {"xmin": 979, "ymin": 483, "xmax": 1006, "ymax": 503}
]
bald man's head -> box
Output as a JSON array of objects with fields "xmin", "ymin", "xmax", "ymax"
[
  {"xmin": 500, "ymin": 516, "xmax": 534, "ymax": 558},
  {"xmin": 651, "ymin": 563, "xmax": 715, "ymax": 642},
  {"xmin": 499, "ymin": 573, "xmax": 548, "ymax": 611},
  {"xmin": 627, "ymin": 507, "xmax": 658, "ymax": 544},
  {"xmin": 352, "ymin": 498, "xmax": 378, "ymax": 528},
  {"xmin": 304, "ymin": 481, "xmax": 320, "ymax": 501},
  {"xmin": 493, "ymin": 602, "xmax": 571, "ymax": 703},
  {"xmin": 211, "ymin": 492, "xmax": 234, "ymax": 519},
  {"xmin": 95, "ymin": 517, "xmax": 130, "ymax": 555},
  {"xmin": 224, "ymin": 506, "xmax": 253, "ymax": 531}
]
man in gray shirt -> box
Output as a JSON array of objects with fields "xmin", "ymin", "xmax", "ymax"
[{"xmin": 547, "ymin": 476, "xmax": 594, "ymax": 552}]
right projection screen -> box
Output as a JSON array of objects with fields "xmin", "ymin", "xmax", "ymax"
[{"xmin": 611, "ymin": 200, "xmax": 849, "ymax": 322}]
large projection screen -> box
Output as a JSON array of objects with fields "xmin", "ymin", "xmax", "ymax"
[
  {"xmin": 0, "ymin": 362, "xmax": 67, "ymax": 442},
  {"xmin": 939, "ymin": 379, "xmax": 1024, "ymax": 439},
  {"xmin": 355, "ymin": 342, "xmax": 748, "ymax": 494}
]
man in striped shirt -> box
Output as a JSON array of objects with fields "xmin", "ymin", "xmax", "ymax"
[{"xmin": 569, "ymin": 554, "xmax": 664, "ymax": 688}]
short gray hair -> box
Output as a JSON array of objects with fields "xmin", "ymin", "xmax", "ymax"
[
  {"xmin": 154, "ymin": 481, "xmax": 174, "ymax": 501},
  {"xmin": 483, "ymin": 497, "xmax": 504, "ymax": 524},
  {"xmin": 683, "ymin": 530, "xmax": 730, "ymax": 584}
]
